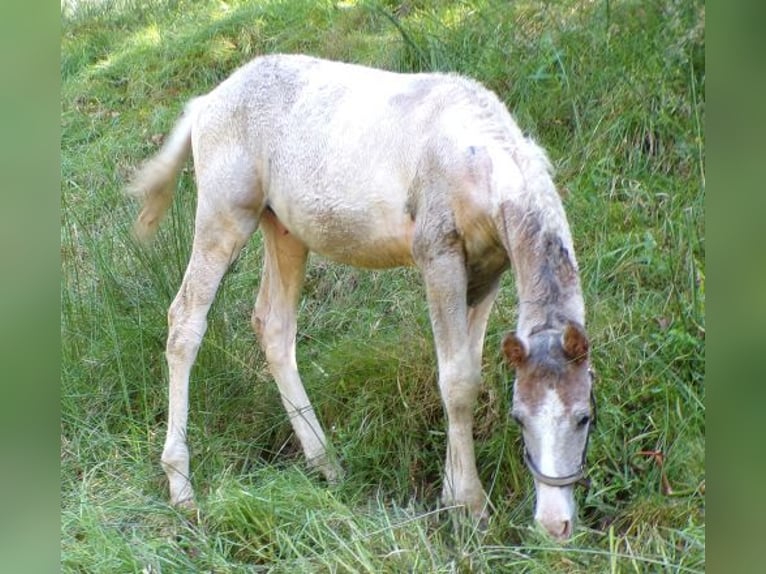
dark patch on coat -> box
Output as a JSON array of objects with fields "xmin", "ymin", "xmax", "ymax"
[
  {"xmin": 506, "ymin": 207, "xmax": 543, "ymax": 246},
  {"xmin": 388, "ymin": 77, "xmax": 444, "ymax": 112},
  {"xmin": 466, "ymin": 249, "xmax": 509, "ymax": 307},
  {"xmin": 533, "ymin": 232, "xmax": 577, "ymax": 306},
  {"xmin": 513, "ymin": 328, "xmax": 591, "ymax": 409},
  {"xmin": 405, "ymin": 184, "xmax": 419, "ymax": 221},
  {"xmin": 412, "ymin": 211, "xmax": 463, "ymax": 265},
  {"xmin": 239, "ymin": 56, "xmax": 313, "ymax": 112},
  {"xmin": 504, "ymin": 205, "xmax": 577, "ymax": 306}
]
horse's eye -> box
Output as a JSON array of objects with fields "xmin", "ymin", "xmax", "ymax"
[
  {"xmin": 577, "ymin": 414, "xmax": 591, "ymax": 428},
  {"xmin": 512, "ymin": 414, "xmax": 525, "ymax": 429}
]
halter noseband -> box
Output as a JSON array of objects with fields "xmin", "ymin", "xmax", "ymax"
[
  {"xmin": 524, "ymin": 446, "xmax": 587, "ymax": 487},
  {"xmin": 521, "ymin": 372, "xmax": 597, "ymax": 489}
]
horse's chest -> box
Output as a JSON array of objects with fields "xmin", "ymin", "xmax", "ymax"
[{"xmin": 465, "ymin": 241, "xmax": 509, "ymax": 306}]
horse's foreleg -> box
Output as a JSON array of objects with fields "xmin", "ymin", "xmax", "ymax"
[
  {"xmin": 467, "ymin": 281, "xmax": 499, "ymax": 366},
  {"xmin": 418, "ymin": 248, "xmax": 488, "ymax": 522},
  {"xmin": 252, "ymin": 215, "xmax": 342, "ymax": 483}
]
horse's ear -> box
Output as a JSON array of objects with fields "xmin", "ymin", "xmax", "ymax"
[
  {"xmin": 562, "ymin": 322, "xmax": 589, "ymax": 363},
  {"xmin": 502, "ymin": 332, "xmax": 528, "ymax": 368}
]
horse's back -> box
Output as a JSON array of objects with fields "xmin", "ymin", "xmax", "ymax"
[{"xmin": 194, "ymin": 55, "xmax": 517, "ymax": 268}]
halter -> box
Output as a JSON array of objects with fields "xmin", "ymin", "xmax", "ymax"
[{"xmin": 521, "ymin": 371, "xmax": 597, "ymax": 488}]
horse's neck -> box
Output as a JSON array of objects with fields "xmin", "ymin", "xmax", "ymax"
[{"xmin": 498, "ymin": 199, "xmax": 585, "ymax": 336}]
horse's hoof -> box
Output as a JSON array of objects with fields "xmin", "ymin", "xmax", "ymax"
[
  {"xmin": 173, "ymin": 497, "xmax": 199, "ymax": 522},
  {"xmin": 474, "ymin": 510, "xmax": 490, "ymax": 532},
  {"xmin": 308, "ymin": 453, "xmax": 344, "ymax": 485},
  {"xmin": 321, "ymin": 462, "xmax": 345, "ymax": 485}
]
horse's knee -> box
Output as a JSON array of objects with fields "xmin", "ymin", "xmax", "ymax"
[
  {"xmin": 440, "ymin": 366, "xmax": 481, "ymax": 419},
  {"xmin": 161, "ymin": 438, "xmax": 189, "ymax": 470}
]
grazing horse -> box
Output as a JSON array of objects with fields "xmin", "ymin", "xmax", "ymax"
[{"xmin": 128, "ymin": 54, "xmax": 594, "ymax": 540}]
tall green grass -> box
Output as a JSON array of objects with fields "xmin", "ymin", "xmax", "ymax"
[{"xmin": 62, "ymin": 0, "xmax": 704, "ymax": 571}]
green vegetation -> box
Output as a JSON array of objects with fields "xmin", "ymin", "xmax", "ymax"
[{"xmin": 61, "ymin": 0, "xmax": 705, "ymax": 571}]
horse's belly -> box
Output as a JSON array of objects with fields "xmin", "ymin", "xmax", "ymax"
[
  {"xmin": 268, "ymin": 194, "xmax": 416, "ymax": 269},
  {"xmin": 308, "ymin": 223, "xmax": 416, "ymax": 269}
]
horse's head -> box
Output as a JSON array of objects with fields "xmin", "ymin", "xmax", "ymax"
[{"xmin": 502, "ymin": 321, "xmax": 595, "ymax": 540}]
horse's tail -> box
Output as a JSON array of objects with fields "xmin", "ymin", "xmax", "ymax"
[{"xmin": 127, "ymin": 97, "xmax": 205, "ymax": 242}]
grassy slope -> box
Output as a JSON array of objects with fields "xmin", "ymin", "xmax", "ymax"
[{"xmin": 61, "ymin": 0, "xmax": 705, "ymax": 571}]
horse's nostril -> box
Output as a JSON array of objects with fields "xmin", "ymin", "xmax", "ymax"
[
  {"xmin": 539, "ymin": 517, "xmax": 573, "ymax": 540},
  {"xmin": 560, "ymin": 519, "xmax": 571, "ymax": 538}
]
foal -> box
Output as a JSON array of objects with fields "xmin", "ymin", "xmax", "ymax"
[{"xmin": 129, "ymin": 54, "xmax": 594, "ymax": 540}]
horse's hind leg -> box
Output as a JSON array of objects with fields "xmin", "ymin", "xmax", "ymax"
[
  {"xmin": 161, "ymin": 164, "xmax": 260, "ymax": 508},
  {"xmin": 252, "ymin": 212, "xmax": 342, "ymax": 482}
]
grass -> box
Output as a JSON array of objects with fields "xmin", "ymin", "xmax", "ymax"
[{"xmin": 61, "ymin": 0, "xmax": 705, "ymax": 571}]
